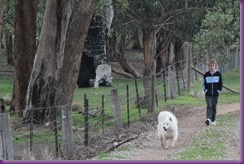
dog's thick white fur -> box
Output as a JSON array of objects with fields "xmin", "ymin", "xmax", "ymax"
[{"xmin": 157, "ymin": 111, "xmax": 178, "ymax": 149}]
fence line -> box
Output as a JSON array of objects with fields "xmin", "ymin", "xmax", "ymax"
[{"xmin": 1, "ymin": 60, "xmax": 239, "ymax": 159}]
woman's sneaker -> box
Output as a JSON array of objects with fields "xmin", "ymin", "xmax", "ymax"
[
  {"xmin": 205, "ymin": 118, "xmax": 211, "ymax": 125},
  {"xmin": 210, "ymin": 121, "xmax": 216, "ymax": 126}
]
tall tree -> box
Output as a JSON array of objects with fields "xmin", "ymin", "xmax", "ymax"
[
  {"xmin": 120, "ymin": 0, "xmax": 218, "ymax": 112},
  {"xmin": 131, "ymin": 29, "xmax": 142, "ymax": 50},
  {"xmin": 3, "ymin": 0, "xmax": 15, "ymax": 67},
  {"xmin": 107, "ymin": 0, "xmax": 143, "ymax": 78},
  {"xmin": 24, "ymin": 0, "xmax": 95, "ymax": 123},
  {"xmin": 5, "ymin": 31, "xmax": 14, "ymax": 66},
  {"xmin": 0, "ymin": 0, "xmax": 5, "ymax": 50},
  {"xmin": 126, "ymin": 0, "xmax": 169, "ymax": 112},
  {"xmin": 14, "ymin": 0, "xmax": 37, "ymax": 116},
  {"xmin": 193, "ymin": 0, "xmax": 240, "ymax": 64}
]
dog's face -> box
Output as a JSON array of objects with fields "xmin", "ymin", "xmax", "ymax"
[{"xmin": 162, "ymin": 116, "xmax": 173, "ymax": 132}]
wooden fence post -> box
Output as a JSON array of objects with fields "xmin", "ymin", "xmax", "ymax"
[
  {"xmin": 53, "ymin": 107, "xmax": 59, "ymax": 158},
  {"xmin": 155, "ymin": 93, "xmax": 158, "ymax": 108},
  {"xmin": 0, "ymin": 99, "xmax": 5, "ymax": 113},
  {"xmin": 84, "ymin": 97, "xmax": 89, "ymax": 147},
  {"xmin": 134, "ymin": 79, "xmax": 141, "ymax": 116},
  {"xmin": 163, "ymin": 68, "xmax": 167, "ymax": 102},
  {"xmin": 150, "ymin": 74, "xmax": 156, "ymax": 113},
  {"xmin": 111, "ymin": 89, "xmax": 122, "ymax": 131},
  {"xmin": 62, "ymin": 106, "xmax": 73, "ymax": 159},
  {"xmin": 168, "ymin": 42, "xmax": 177, "ymax": 99},
  {"xmin": 29, "ymin": 108, "xmax": 34, "ymax": 153},
  {"xmin": 126, "ymin": 84, "xmax": 130, "ymax": 127},
  {"xmin": 0, "ymin": 113, "xmax": 14, "ymax": 160},
  {"xmin": 101, "ymin": 95, "xmax": 105, "ymax": 135},
  {"xmin": 176, "ymin": 70, "xmax": 181, "ymax": 95},
  {"xmin": 187, "ymin": 42, "xmax": 192, "ymax": 93}
]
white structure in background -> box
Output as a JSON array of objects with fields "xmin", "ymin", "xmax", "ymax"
[
  {"xmin": 94, "ymin": 64, "xmax": 113, "ymax": 88},
  {"xmin": 105, "ymin": 0, "xmax": 114, "ymax": 30}
]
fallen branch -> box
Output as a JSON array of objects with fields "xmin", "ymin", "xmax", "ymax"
[
  {"xmin": 112, "ymin": 68, "xmax": 134, "ymax": 78},
  {"xmin": 105, "ymin": 135, "xmax": 138, "ymax": 152}
]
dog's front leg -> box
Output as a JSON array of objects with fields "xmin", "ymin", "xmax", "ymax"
[
  {"xmin": 159, "ymin": 135, "xmax": 164, "ymax": 147},
  {"xmin": 163, "ymin": 138, "xmax": 169, "ymax": 149},
  {"xmin": 171, "ymin": 136, "xmax": 177, "ymax": 147}
]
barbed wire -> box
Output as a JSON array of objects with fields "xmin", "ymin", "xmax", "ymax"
[{"xmin": 0, "ymin": 60, "xmax": 217, "ymax": 160}]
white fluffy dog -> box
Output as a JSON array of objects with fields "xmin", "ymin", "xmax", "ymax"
[{"xmin": 157, "ymin": 111, "xmax": 178, "ymax": 149}]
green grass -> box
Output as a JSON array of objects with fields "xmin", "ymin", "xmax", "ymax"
[
  {"xmin": 0, "ymin": 68, "xmax": 240, "ymax": 108},
  {"xmin": 170, "ymin": 110, "xmax": 239, "ymax": 160},
  {"xmin": 72, "ymin": 78, "xmax": 149, "ymax": 128},
  {"xmin": 89, "ymin": 109, "xmax": 240, "ymax": 160},
  {"xmin": 0, "ymin": 66, "xmax": 240, "ymax": 146},
  {"xmin": 94, "ymin": 152, "xmax": 127, "ymax": 160},
  {"xmin": 159, "ymin": 92, "xmax": 206, "ymax": 108},
  {"xmin": 161, "ymin": 67, "xmax": 240, "ymax": 109},
  {"xmin": 222, "ymin": 68, "xmax": 240, "ymax": 91},
  {"xmin": 95, "ymin": 146, "xmax": 131, "ymax": 160},
  {"xmin": 12, "ymin": 129, "xmax": 62, "ymax": 145},
  {"xmin": 0, "ymin": 49, "xmax": 6, "ymax": 61},
  {"xmin": 172, "ymin": 131, "xmax": 226, "ymax": 160},
  {"xmin": 0, "ymin": 77, "xmax": 14, "ymax": 99}
]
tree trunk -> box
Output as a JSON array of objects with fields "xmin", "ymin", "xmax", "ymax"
[
  {"xmin": 24, "ymin": 0, "xmax": 94, "ymax": 123},
  {"xmin": 168, "ymin": 42, "xmax": 177, "ymax": 99},
  {"xmin": 142, "ymin": 26, "xmax": 156, "ymax": 113},
  {"xmin": 0, "ymin": 113, "xmax": 14, "ymax": 160},
  {"xmin": 77, "ymin": 53, "xmax": 96, "ymax": 87},
  {"xmin": 108, "ymin": 30, "xmax": 116, "ymax": 61},
  {"xmin": 174, "ymin": 41, "xmax": 184, "ymax": 69},
  {"xmin": 187, "ymin": 42, "xmax": 192, "ymax": 92},
  {"xmin": 9, "ymin": 79, "xmax": 15, "ymax": 112},
  {"xmin": 234, "ymin": 46, "xmax": 239, "ymax": 68},
  {"xmin": 0, "ymin": 0, "xmax": 4, "ymax": 53},
  {"xmin": 156, "ymin": 44, "xmax": 169, "ymax": 75},
  {"xmin": 77, "ymin": 15, "xmax": 108, "ymax": 88},
  {"xmin": 104, "ymin": 0, "xmax": 114, "ymax": 60},
  {"xmin": 131, "ymin": 30, "xmax": 141, "ymax": 50},
  {"xmin": 155, "ymin": 31, "xmax": 171, "ymax": 75},
  {"xmin": 14, "ymin": 0, "xmax": 37, "ymax": 116},
  {"xmin": 114, "ymin": 47, "xmax": 142, "ymax": 78},
  {"xmin": 174, "ymin": 41, "xmax": 185, "ymax": 90},
  {"xmin": 5, "ymin": 32, "xmax": 14, "ymax": 66}
]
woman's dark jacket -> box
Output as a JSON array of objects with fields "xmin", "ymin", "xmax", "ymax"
[{"xmin": 202, "ymin": 71, "xmax": 223, "ymax": 97}]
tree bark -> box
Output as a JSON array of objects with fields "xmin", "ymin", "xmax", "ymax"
[
  {"xmin": 131, "ymin": 30, "xmax": 141, "ymax": 50},
  {"xmin": 24, "ymin": 0, "xmax": 94, "ymax": 123},
  {"xmin": 168, "ymin": 42, "xmax": 177, "ymax": 99},
  {"xmin": 155, "ymin": 31, "xmax": 171, "ymax": 75},
  {"xmin": 5, "ymin": 32, "xmax": 14, "ymax": 66},
  {"xmin": 0, "ymin": 0, "xmax": 4, "ymax": 53},
  {"xmin": 14, "ymin": 0, "xmax": 37, "ymax": 116},
  {"xmin": 114, "ymin": 47, "xmax": 142, "ymax": 78},
  {"xmin": 174, "ymin": 41, "xmax": 184, "ymax": 69},
  {"xmin": 156, "ymin": 44, "xmax": 169, "ymax": 75},
  {"xmin": 187, "ymin": 42, "xmax": 192, "ymax": 92},
  {"xmin": 111, "ymin": 89, "xmax": 122, "ymax": 131},
  {"xmin": 108, "ymin": 29, "xmax": 116, "ymax": 61},
  {"xmin": 142, "ymin": 26, "xmax": 156, "ymax": 113},
  {"xmin": 0, "ymin": 113, "xmax": 14, "ymax": 160}
]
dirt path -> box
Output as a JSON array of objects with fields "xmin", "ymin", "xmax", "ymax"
[{"xmin": 101, "ymin": 103, "xmax": 240, "ymax": 160}]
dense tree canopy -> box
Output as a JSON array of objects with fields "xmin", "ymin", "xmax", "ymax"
[
  {"xmin": 193, "ymin": 0, "xmax": 239, "ymax": 64},
  {"xmin": 0, "ymin": 0, "xmax": 239, "ymax": 117}
]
